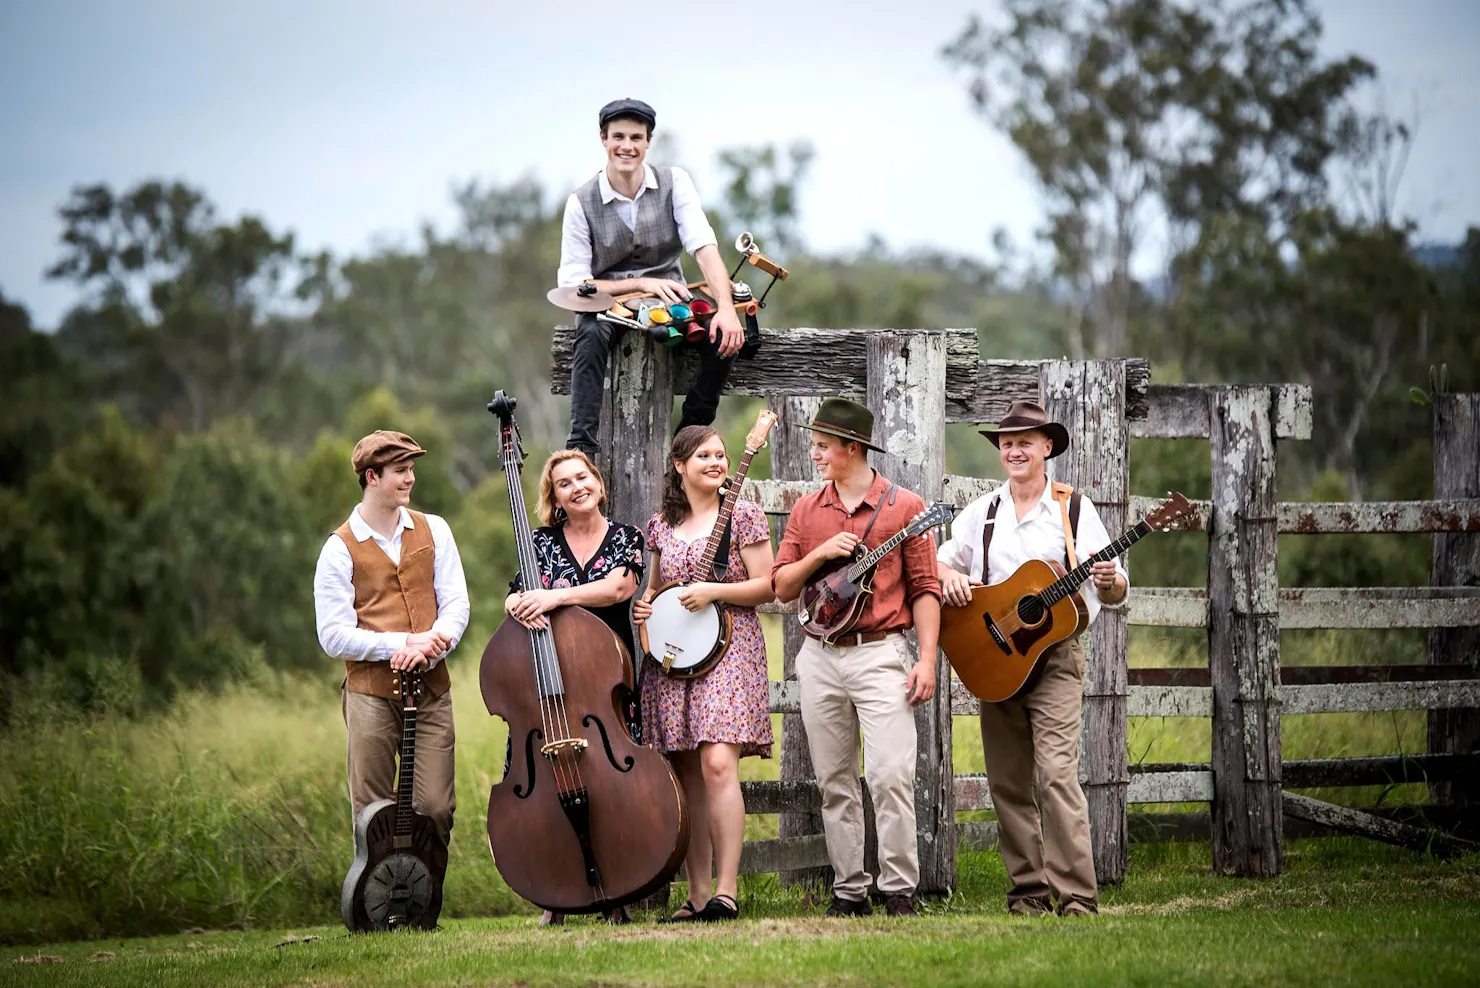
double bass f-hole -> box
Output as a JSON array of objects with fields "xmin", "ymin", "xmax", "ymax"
[{"xmin": 583, "ymin": 714, "xmax": 635, "ymax": 773}]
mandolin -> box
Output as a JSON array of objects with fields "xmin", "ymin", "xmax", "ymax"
[
  {"xmin": 941, "ymin": 492, "xmax": 1193, "ymax": 703},
  {"xmin": 341, "ymin": 671, "xmax": 447, "ymax": 932},
  {"xmin": 798, "ymin": 502, "xmax": 954, "ymax": 645},
  {"xmin": 640, "ymin": 408, "xmax": 777, "ymax": 677}
]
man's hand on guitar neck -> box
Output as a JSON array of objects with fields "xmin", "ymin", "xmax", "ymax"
[
  {"xmin": 390, "ymin": 645, "xmax": 431, "ymax": 672},
  {"xmin": 1089, "ymin": 561, "xmax": 1128, "ymax": 604}
]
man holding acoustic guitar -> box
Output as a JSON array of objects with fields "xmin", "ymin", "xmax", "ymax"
[
  {"xmin": 936, "ymin": 401, "xmax": 1127, "ymax": 918},
  {"xmin": 772, "ymin": 398, "xmax": 942, "ymax": 919},
  {"xmin": 557, "ymin": 97, "xmax": 745, "ymax": 457}
]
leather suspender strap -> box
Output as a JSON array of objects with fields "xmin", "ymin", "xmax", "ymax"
[
  {"xmin": 1052, "ymin": 482, "xmax": 1079, "ymax": 569},
  {"xmin": 980, "ymin": 495, "xmax": 1000, "ymax": 580}
]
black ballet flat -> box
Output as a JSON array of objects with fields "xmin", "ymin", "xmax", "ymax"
[
  {"xmin": 662, "ymin": 899, "xmax": 701, "ymax": 923},
  {"xmin": 698, "ymin": 894, "xmax": 739, "ymax": 922}
]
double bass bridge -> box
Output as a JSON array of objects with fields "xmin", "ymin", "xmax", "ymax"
[{"xmin": 540, "ymin": 737, "xmax": 589, "ymax": 758}]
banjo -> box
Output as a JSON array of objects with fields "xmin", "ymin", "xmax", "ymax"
[{"xmin": 640, "ymin": 408, "xmax": 778, "ymax": 678}]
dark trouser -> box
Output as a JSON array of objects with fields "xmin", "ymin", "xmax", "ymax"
[{"xmin": 566, "ymin": 311, "xmax": 735, "ymax": 456}]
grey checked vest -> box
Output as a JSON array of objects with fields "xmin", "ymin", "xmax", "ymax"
[{"xmin": 575, "ymin": 166, "xmax": 685, "ymax": 283}]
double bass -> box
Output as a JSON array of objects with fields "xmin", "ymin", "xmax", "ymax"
[{"xmin": 479, "ymin": 391, "xmax": 688, "ymax": 913}]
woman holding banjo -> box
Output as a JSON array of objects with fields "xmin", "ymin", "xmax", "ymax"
[
  {"xmin": 503, "ymin": 448, "xmax": 646, "ymax": 925},
  {"xmin": 633, "ymin": 425, "xmax": 775, "ymax": 923}
]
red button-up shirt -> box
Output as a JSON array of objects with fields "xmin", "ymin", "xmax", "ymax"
[{"xmin": 772, "ymin": 471, "xmax": 942, "ymax": 634}]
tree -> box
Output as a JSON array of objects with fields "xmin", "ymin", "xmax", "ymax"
[
  {"xmin": 46, "ymin": 181, "xmax": 312, "ymax": 432},
  {"xmin": 942, "ymin": 0, "xmax": 1375, "ymax": 357}
]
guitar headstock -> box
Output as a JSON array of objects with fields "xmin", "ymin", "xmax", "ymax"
[
  {"xmin": 1144, "ymin": 492, "xmax": 1194, "ymax": 532},
  {"xmin": 402, "ymin": 671, "xmax": 424, "ymax": 709},
  {"xmin": 744, "ymin": 409, "xmax": 779, "ymax": 455},
  {"xmin": 909, "ymin": 501, "xmax": 955, "ymax": 535}
]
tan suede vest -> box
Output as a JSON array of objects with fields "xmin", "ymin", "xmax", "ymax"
[{"xmin": 334, "ymin": 509, "xmax": 451, "ymax": 699}]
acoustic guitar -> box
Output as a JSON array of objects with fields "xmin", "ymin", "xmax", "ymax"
[
  {"xmin": 798, "ymin": 501, "xmax": 954, "ymax": 645},
  {"xmin": 341, "ymin": 671, "xmax": 447, "ymax": 931},
  {"xmin": 641, "ymin": 408, "xmax": 777, "ymax": 677},
  {"xmin": 940, "ymin": 493, "xmax": 1192, "ymax": 703}
]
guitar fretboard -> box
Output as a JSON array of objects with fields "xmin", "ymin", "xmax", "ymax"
[
  {"xmin": 1038, "ymin": 520, "xmax": 1151, "ymax": 606},
  {"xmin": 394, "ymin": 685, "xmax": 419, "ymax": 837}
]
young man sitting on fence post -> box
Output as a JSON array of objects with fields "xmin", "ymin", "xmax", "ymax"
[
  {"xmin": 936, "ymin": 400, "xmax": 1127, "ymax": 917},
  {"xmin": 771, "ymin": 398, "xmax": 942, "ymax": 918},
  {"xmin": 556, "ymin": 97, "xmax": 744, "ymax": 458}
]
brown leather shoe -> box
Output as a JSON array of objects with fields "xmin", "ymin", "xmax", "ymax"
[
  {"xmin": 1007, "ymin": 898, "xmax": 1053, "ymax": 917},
  {"xmin": 883, "ymin": 894, "xmax": 918, "ymax": 917},
  {"xmin": 1058, "ymin": 899, "xmax": 1099, "ymax": 917},
  {"xmin": 824, "ymin": 896, "xmax": 873, "ymax": 918}
]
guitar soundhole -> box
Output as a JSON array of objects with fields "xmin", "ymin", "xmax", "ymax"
[{"xmin": 1016, "ymin": 596, "xmax": 1046, "ymax": 626}]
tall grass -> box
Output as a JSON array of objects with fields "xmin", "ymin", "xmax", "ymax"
[{"xmin": 0, "ymin": 619, "xmax": 1437, "ymax": 945}]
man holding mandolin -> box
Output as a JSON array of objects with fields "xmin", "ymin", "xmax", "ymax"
[
  {"xmin": 772, "ymin": 398, "xmax": 942, "ymax": 919},
  {"xmin": 936, "ymin": 401, "xmax": 1127, "ymax": 917}
]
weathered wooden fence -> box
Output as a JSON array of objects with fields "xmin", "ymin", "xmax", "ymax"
[{"xmin": 550, "ymin": 326, "xmax": 1480, "ymax": 891}]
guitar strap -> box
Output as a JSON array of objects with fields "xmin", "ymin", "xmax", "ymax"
[
  {"xmin": 980, "ymin": 485, "xmax": 1082, "ymax": 576},
  {"xmin": 710, "ymin": 481, "xmax": 734, "ymax": 581},
  {"xmin": 857, "ymin": 483, "xmax": 897, "ymax": 549}
]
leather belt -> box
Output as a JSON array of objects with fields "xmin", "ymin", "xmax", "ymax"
[{"xmin": 807, "ymin": 629, "xmax": 895, "ymax": 648}]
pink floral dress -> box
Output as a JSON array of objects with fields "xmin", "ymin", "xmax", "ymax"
[{"xmin": 640, "ymin": 499, "xmax": 774, "ymax": 759}]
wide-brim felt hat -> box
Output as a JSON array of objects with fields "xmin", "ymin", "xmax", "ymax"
[
  {"xmin": 796, "ymin": 397, "xmax": 888, "ymax": 454},
  {"xmin": 978, "ymin": 400, "xmax": 1070, "ymax": 459},
  {"xmin": 351, "ymin": 430, "xmax": 428, "ymax": 474}
]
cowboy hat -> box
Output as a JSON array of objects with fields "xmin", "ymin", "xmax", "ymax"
[{"xmin": 978, "ymin": 400, "xmax": 1070, "ymax": 459}]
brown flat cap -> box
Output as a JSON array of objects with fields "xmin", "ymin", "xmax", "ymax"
[{"xmin": 351, "ymin": 430, "xmax": 427, "ymax": 474}]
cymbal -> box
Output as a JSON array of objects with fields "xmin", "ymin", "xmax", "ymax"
[{"xmin": 547, "ymin": 284, "xmax": 617, "ymax": 312}]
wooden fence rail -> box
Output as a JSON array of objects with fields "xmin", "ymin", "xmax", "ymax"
[{"xmin": 556, "ymin": 324, "xmax": 1477, "ymax": 888}]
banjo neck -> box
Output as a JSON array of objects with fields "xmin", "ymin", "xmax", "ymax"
[{"xmin": 695, "ymin": 444, "xmax": 761, "ymax": 580}]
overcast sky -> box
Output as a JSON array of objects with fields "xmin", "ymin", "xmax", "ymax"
[{"xmin": 3, "ymin": 0, "xmax": 1477, "ymax": 328}]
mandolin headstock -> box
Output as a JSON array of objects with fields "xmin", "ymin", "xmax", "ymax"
[
  {"xmin": 1144, "ymin": 492, "xmax": 1194, "ymax": 532},
  {"xmin": 909, "ymin": 501, "xmax": 956, "ymax": 536}
]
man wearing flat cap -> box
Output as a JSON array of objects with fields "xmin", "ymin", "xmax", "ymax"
[
  {"xmin": 557, "ymin": 97, "xmax": 744, "ymax": 457},
  {"xmin": 313, "ymin": 430, "xmax": 470, "ymax": 844},
  {"xmin": 771, "ymin": 398, "xmax": 942, "ymax": 919},
  {"xmin": 936, "ymin": 400, "xmax": 1128, "ymax": 917}
]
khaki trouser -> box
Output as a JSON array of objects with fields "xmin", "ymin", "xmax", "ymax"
[
  {"xmin": 343, "ymin": 686, "xmax": 456, "ymax": 843},
  {"xmin": 797, "ymin": 634, "xmax": 919, "ymax": 899},
  {"xmin": 978, "ymin": 638, "xmax": 1096, "ymax": 912}
]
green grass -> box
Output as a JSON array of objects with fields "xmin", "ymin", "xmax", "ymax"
[
  {"xmin": 0, "ymin": 619, "xmax": 1454, "ymax": 946},
  {"xmin": 3, "ymin": 841, "xmax": 1477, "ymax": 987}
]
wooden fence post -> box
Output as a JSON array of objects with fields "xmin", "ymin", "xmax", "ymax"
[
  {"xmin": 595, "ymin": 328, "xmax": 673, "ymax": 910},
  {"xmin": 769, "ymin": 395, "xmax": 830, "ymax": 890},
  {"xmin": 866, "ymin": 330, "xmax": 955, "ymax": 896},
  {"xmin": 1041, "ymin": 359, "xmax": 1130, "ymax": 885},
  {"xmin": 1208, "ymin": 386, "xmax": 1283, "ymax": 876},
  {"xmin": 1429, "ymin": 393, "xmax": 1480, "ymax": 807},
  {"xmin": 597, "ymin": 329, "xmax": 673, "ymax": 527}
]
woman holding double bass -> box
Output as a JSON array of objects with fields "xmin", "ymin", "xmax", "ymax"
[
  {"xmin": 481, "ymin": 392, "xmax": 686, "ymax": 922},
  {"xmin": 503, "ymin": 447, "xmax": 647, "ymax": 925}
]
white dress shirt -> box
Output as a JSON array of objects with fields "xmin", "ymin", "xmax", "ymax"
[
  {"xmin": 313, "ymin": 505, "xmax": 471, "ymax": 665},
  {"xmin": 937, "ymin": 482, "xmax": 1129, "ymax": 627},
  {"xmin": 556, "ymin": 164, "xmax": 719, "ymax": 286}
]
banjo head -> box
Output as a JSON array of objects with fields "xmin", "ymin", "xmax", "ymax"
[{"xmin": 644, "ymin": 587, "xmax": 724, "ymax": 674}]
